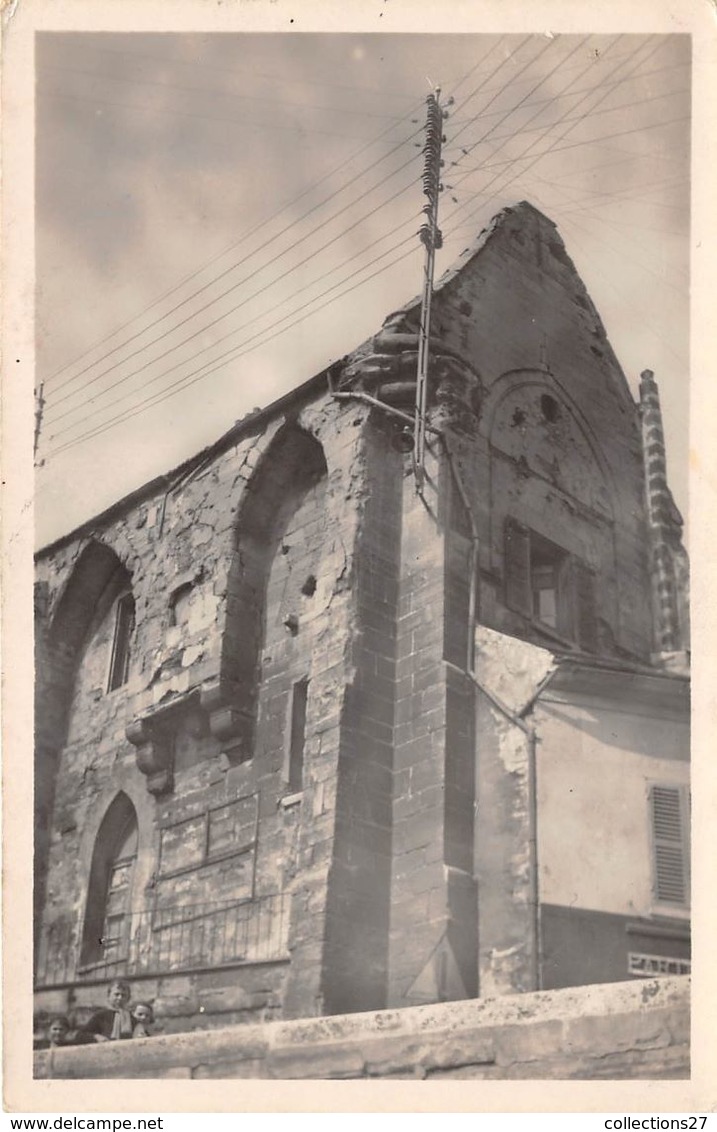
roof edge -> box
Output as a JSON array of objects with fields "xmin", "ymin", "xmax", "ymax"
[{"xmin": 36, "ymin": 365, "xmax": 333, "ymax": 559}]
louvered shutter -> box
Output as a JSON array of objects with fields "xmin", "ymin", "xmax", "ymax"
[
  {"xmin": 504, "ymin": 519, "xmax": 531, "ymax": 616},
  {"xmin": 574, "ymin": 560, "xmax": 598, "ymax": 652},
  {"xmin": 650, "ymin": 785, "xmax": 688, "ymax": 906}
]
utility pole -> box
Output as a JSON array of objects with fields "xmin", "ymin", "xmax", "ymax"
[
  {"xmin": 413, "ymin": 88, "xmax": 451, "ymax": 492},
  {"xmin": 34, "ymin": 382, "xmax": 45, "ymax": 460}
]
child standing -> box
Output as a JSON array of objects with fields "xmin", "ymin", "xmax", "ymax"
[
  {"xmin": 83, "ymin": 980, "xmax": 134, "ymax": 1041},
  {"xmin": 130, "ymin": 1001, "xmax": 154, "ymax": 1039}
]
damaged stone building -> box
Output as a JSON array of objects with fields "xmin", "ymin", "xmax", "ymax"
[{"xmin": 34, "ymin": 201, "xmax": 690, "ymax": 1040}]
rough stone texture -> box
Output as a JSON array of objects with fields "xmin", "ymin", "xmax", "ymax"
[
  {"xmin": 420, "ymin": 202, "xmax": 655, "ymax": 662},
  {"xmin": 34, "ymin": 202, "xmax": 689, "ymax": 1049},
  {"xmin": 35, "ymin": 401, "xmax": 375, "ymax": 1026},
  {"xmin": 34, "ymin": 976, "xmax": 689, "ymax": 1080}
]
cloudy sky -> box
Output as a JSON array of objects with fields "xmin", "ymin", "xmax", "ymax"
[{"xmin": 35, "ymin": 31, "xmax": 690, "ymax": 546}]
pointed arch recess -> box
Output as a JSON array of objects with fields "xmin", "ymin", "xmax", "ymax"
[
  {"xmin": 81, "ymin": 791, "xmax": 138, "ymax": 970},
  {"xmin": 206, "ymin": 421, "xmax": 328, "ymax": 761}
]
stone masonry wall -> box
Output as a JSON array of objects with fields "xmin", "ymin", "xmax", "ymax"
[
  {"xmin": 426, "ymin": 202, "xmax": 653, "ymax": 661},
  {"xmin": 34, "ymin": 394, "xmax": 380, "ymax": 1028},
  {"xmin": 35, "ymin": 976, "xmax": 689, "ymax": 1080},
  {"xmin": 35, "ymin": 201, "xmax": 682, "ymax": 1039},
  {"xmin": 321, "ymin": 415, "xmax": 404, "ymax": 1015}
]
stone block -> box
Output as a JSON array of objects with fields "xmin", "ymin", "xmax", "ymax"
[
  {"xmin": 267, "ymin": 1043, "xmax": 366, "ymax": 1079},
  {"xmin": 563, "ymin": 1008, "xmax": 673, "ymax": 1056},
  {"xmin": 192, "ymin": 1058, "xmax": 267, "ymax": 1079},
  {"xmin": 154, "ymin": 995, "xmax": 199, "ymax": 1018},
  {"xmin": 197, "ymin": 986, "xmax": 258, "ymax": 1013}
]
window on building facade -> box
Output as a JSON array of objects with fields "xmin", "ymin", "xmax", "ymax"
[
  {"xmin": 504, "ymin": 519, "xmax": 597, "ymax": 650},
  {"xmin": 285, "ymin": 678, "xmax": 309, "ymax": 794},
  {"xmin": 650, "ymin": 783, "xmax": 690, "ymax": 909},
  {"xmin": 81, "ymin": 794, "xmax": 138, "ymax": 970},
  {"xmin": 107, "ymin": 592, "xmax": 135, "ymax": 691}
]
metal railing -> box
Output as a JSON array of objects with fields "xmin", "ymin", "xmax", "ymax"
[{"xmin": 35, "ymin": 893, "xmax": 291, "ymax": 987}]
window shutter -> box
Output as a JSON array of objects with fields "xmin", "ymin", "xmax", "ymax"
[
  {"xmin": 574, "ymin": 560, "xmax": 598, "ymax": 652},
  {"xmin": 650, "ymin": 785, "xmax": 688, "ymax": 906},
  {"xmin": 504, "ymin": 519, "xmax": 531, "ymax": 616}
]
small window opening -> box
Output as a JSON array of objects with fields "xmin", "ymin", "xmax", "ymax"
[
  {"xmin": 81, "ymin": 794, "xmax": 138, "ymax": 969},
  {"xmin": 504, "ymin": 520, "xmax": 597, "ymax": 649},
  {"xmin": 540, "ymin": 394, "xmax": 560, "ymax": 423},
  {"xmin": 530, "ymin": 538, "xmax": 566, "ymax": 630},
  {"xmin": 100, "ymin": 821, "xmax": 137, "ymax": 962},
  {"xmin": 108, "ymin": 592, "xmax": 135, "ymax": 691},
  {"xmin": 286, "ymin": 678, "xmax": 308, "ymax": 793},
  {"xmin": 511, "ymin": 408, "xmax": 526, "ymax": 428}
]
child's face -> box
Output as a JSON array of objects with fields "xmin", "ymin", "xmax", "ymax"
[
  {"xmin": 48, "ymin": 1021, "xmax": 68, "ymax": 1045},
  {"xmin": 108, "ymin": 984, "xmax": 129, "ymax": 1009},
  {"xmin": 133, "ymin": 1005, "xmax": 152, "ymax": 1024}
]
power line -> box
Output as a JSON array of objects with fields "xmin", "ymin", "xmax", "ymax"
[
  {"xmin": 443, "ymin": 36, "xmax": 508, "ymax": 101},
  {"xmin": 448, "ymin": 35, "xmax": 556, "ymax": 148},
  {"xmin": 552, "ymin": 201, "xmax": 688, "ymax": 296},
  {"xmin": 446, "ymin": 34, "xmax": 674, "ymax": 182},
  {"xmin": 442, "ymin": 34, "xmax": 631, "ymax": 214},
  {"xmin": 513, "ymin": 170, "xmax": 689, "ymax": 284},
  {"xmin": 434, "ymin": 37, "xmax": 666, "ymax": 269},
  {"xmin": 523, "ymin": 166, "xmax": 687, "ymax": 207},
  {"xmin": 450, "ymin": 60, "xmax": 688, "ymax": 125},
  {"xmin": 535, "ymin": 149, "xmax": 683, "ymax": 183},
  {"xmin": 518, "ymin": 168, "xmax": 689, "ymax": 247},
  {"xmin": 450, "ymin": 87, "xmax": 688, "ymax": 151},
  {"xmin": 43, "ymin": 38, "xmax": 535, "ymax": 420},
  {"xmin": 454, "ymin": 115, "xmax": 689, "ymax": 177},
  {"xmin": 41, "ymin": 103, "xmax": 425, "ymax": 390},
  {"xmin": 42, "ymin": 36, "xmax": 684, "ymax": 459},
  {"xmin": 46, "ymin": 234, "xmax": 425, "ymax": 459},
  {"xmin": 44, "ymin": 156, "xmax": 422, "ymax": 428},
  {"xmin": 555, "ymin": 210, "xmax": 687, "ymax": 367},
  {"xmin": 46, "ymin": 36, "xmax": 625, "ymax": 448},
  {"xmin": 453, "ymin": 43, "xmax": 670, "ymax": 234},
  {"xmin": 45, "ymin": 38, "xmax": 615, "ymax": 450},
  {"xmin": 43, "ymin": 38, "xmax": 523, "ymax": 402},
  {"xmin": 46, "ymin": 211, "xmax": 424, "ymax": 445},
  {"xmin": 44, "ymin": 119, "xmax": 423, "ymax": 402}
]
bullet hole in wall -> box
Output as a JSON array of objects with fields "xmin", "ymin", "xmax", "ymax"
[{"xmin": 301, "ymin": 575, "xmax": 317, "ymax": 597}]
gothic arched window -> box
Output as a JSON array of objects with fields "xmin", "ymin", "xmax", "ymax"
[{"xmin": 81, "ymin": 793, "xmax": 138, "ymax": 971}]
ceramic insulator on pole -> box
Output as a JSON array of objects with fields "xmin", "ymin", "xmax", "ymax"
[{"xmin": 413, "ymin": 89, "xmax": 447, "ymax": 491}]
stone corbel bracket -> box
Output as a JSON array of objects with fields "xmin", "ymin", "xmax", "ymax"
[
  {"xmin": 199, "ymin": 677, "xmax": 253, "ymax": 763},
  {"xmin": 128, "ymin": 680, "xmax": 253, "ymax": 794},
  {"xmin": 126, "ymin": 715, "xmax": 175, "ymax": 797}
]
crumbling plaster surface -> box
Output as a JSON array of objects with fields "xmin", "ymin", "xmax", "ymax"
[
  {"xmin": 35, "ymin": 391, "xmax": 383, "ymax": 1021},
  {"xmin": 474, "ymin": 625, "xmax": 555, "ymax": 716},
  {"xmin": 471, "ymin": 627, "xmax": 554, "ymax": 996}
]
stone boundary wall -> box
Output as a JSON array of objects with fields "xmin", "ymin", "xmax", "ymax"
[{"xmin": 35, "ymin": 976, "xmax": 689, "ymax": 1080}]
